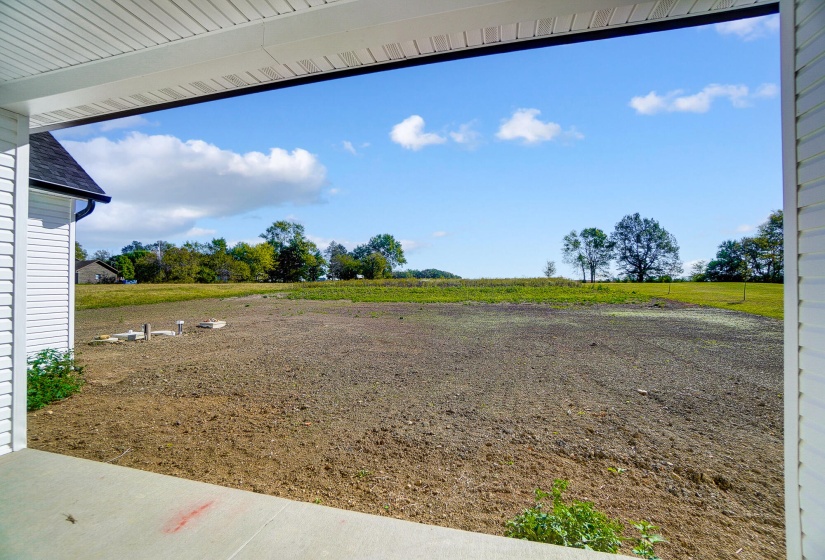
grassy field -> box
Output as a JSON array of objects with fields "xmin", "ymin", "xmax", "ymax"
[
  {"xmin": 599, "ymin": 281, "xmax": 783, "ymax": 319},
  {"xmin": 76, "ymin": 279, "xmax": 783, "ymax": 319},
  {"xmin": 75, "ymin": 282, "xmax": 292, "ymax": 309}
]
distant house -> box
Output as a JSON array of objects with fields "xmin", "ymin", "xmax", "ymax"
[
  {"xmin": 28, "ymin": 133, "xmax": 111, "ymax": 354},
  {"xmin": 75, "ymin": 260, "xmax": 118, "ymax": 284}
]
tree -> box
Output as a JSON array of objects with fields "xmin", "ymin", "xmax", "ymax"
[
  {"xmin": 260, "ymin": 221, "xmax": 325, "ymax": 282},
  {"xmin": 579, "ymin": 228, "xmax": 614, "ymax": 283},
  {"xmin": 360, "ymin": 252, "xmax": 389, "ymax": 279},
  {"xmin": 705, "ymin": 240, "xmax": 745, "ymax": 281},
  {"xmin": 689, "ymin": 260, "xmax": 707, "ymax": 282},
  {"xmin": 543, "ymin": 260, "xmax": 556, "ymax": 278},
  {"xmin": 92, "ymin": 249, "xmax": 111, "ymax": 262},
  {"xmin": 111, "ymin": 254, "xmax": 135, "ymax": 281},
  {"xmin": 331, "ymin": 253, "xmax": 362, "ymax": 280},
  {"xmin": 561, "ymin": 231, "xmax": 586, "ymax": 282},
  {"xmin": 231, "ymin": 242, "xmax": 275, "ymax": 282},
  {"xmin": 75, "ymin": 242, "xmax": 87, "ymax": 261},
  {"xmin": 121, "ymin": 241, "xmax": 147, "ymax": 254},
  {"xmin": 753, "ymin": 209, "xmax": 783, "ymax": 282},
  {"xmin": 704, "ymin": 210, "xmax": 783, "ymax": 283},
  {"xmin": 610, "ymin": 213, "xmax": 681, "ymax": 282},
  {"xmin": 324, "ymin": 241, "xmax": 350, "ymax": 280},
  {"xmin": 134, "ymin": 252, "xmax": 162, "ymax": 283},
  {"xmin": 353, "ymin": 234, "xmax": 406, "ymax": 276},
  {"xmin": 160, "ymin": 246, "xmax": 201, "ymax": 283}
]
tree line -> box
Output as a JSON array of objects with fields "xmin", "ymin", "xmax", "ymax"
[
  {"xmin": 75, "ymin": 221, "xmax": 419, "ymax": 283},
  {"xmin": 551, "ymin": 210, "xmax": 783, "ymax": 283},
  {"xmin": 555, "ymin": 213, "xmax": 683, "ymax": 283},
  {"xmin": 691, "ymin": 210, "xmax": 783, "ymax": 283}
]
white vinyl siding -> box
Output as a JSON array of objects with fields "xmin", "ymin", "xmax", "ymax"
[
  {"xmin": 26, "ymin": 191, "xmax": 72, "ymax": 355},
  {"xmin": 0, "ymin": 108, "xmax": 27, "ymax": 456},
  {"xmin": 785, "ymin": 0, "xmax": 825, "ymax": 557}
]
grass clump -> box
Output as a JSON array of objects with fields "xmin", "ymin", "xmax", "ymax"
[
  {"xmin": 505, "ymin": 479, "xmax": 624, "ymax": 553},
  {"xmin": 27, "ymin": 349, "xmax": 85, "ymax": 410}
]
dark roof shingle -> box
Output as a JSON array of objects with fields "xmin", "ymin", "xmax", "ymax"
[{"xmin": 29, "ymin": 133, "xmax": 111, "ymax": 203}]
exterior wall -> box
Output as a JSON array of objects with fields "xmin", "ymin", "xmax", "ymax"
[
  {"xmin": 76, "ymin": 262, "xmax": 116, "ymax": 284},
  {"xmin": 783, "ymin": 0, "xmax": 825, "ymax": 558},
  {"xmin": 27, "ymin": 191, "xmax": 73, "ymax": 354},
  {"xmin": 0, "ymin": 109, "xmax": 28, "ymax": 455}
]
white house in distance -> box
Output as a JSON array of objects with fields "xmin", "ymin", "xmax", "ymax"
[
  {"xmin": 27, "ymin": 132, "xmax": 110, "ymax": 355},
  {"xmin": 0, "ymin": 1, "xmax": 821, "ymax": 558}
]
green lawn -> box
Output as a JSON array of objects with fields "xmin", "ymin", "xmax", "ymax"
[
  {"xmin": 599, "ymin": 281, "xmax": 783, "ymax": 319},
  {"xmin": 75, "ymin": 283, "xmax": 293, "ymax": 309},
  {"xmin": 76, "ymin": 279, "xmax": 783, "ymax": 320}
]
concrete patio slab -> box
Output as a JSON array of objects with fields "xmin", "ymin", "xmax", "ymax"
[{"xmin": 0, "ymin": 449, "xmax": 633, "ymax": 560}]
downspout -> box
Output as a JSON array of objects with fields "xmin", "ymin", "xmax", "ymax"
[{"xmin": 75, "ymin": 199, "xmax": 95, "ymax": 221}]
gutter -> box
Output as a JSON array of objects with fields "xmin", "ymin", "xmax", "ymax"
[{"xmin": 74, "ymin": 199, "xmax": 95, "ymax": 222}]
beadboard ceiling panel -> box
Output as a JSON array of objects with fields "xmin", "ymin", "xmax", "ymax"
[{"xmin": 0, "ymin": 0, "xmax": 776, "ymax": 130}]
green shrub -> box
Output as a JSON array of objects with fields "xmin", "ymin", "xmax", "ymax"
[
  {"xmin": 27, "ymin": 349, "xmax": 84, "ymax": 410},
  {"xmin": 631, "ymin": 520, "xmax": 666, "ymax": 560},
  {"xmin": 505, "ymin": 479, "xmax": 623, "ymax": 553}
]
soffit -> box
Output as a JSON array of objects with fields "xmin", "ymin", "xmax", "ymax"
[{"xmin": 0, "ymin": 0, "xmax": 777, "ymax": 130}]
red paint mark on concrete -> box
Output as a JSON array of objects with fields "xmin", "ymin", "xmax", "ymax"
[{"xmin": 162, "ymin": 500, "xmax": 215, "ymax": 534}]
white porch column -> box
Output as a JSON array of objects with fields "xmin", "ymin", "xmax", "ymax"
[
  {"xmin": 0, "ymin": 108, "xmax": 28, "ymax": 455},
  {"xmin": 781, "ymin": 0, "xmax": 825, "ymax": 558}
]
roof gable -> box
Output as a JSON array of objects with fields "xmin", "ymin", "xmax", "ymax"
[
  {"xmin": 29, "ymin": 133, "xmax": 111, "ymax": 203},
  {"xmin": 75, "ymin": 260, "xmax": 119, "ymax": 274}
]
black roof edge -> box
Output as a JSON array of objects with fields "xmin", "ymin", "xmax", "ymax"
[
  {"xmin": 30, "ymin": 2, "xmax": 778, "ymax": 134},
  {"xmin": 30, "ymin": 179, "xmax": 112, "ymax": 203}
]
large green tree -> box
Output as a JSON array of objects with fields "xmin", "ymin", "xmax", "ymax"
[
  {"xmin": 324, "ymin": 241, "xmax": 350, "ymax": 280},
  {"xmin": 704, "ymin": 210, "xmax": 783, "ymax": 283},
  {"xmin": 260, "ymin": 221, "xmax": 326, "ymax": 282},
  {"xmin": 353, "ymin": 234, "xmax": 406, "ymax": 276},
  {"xmin": 561, "ymin": 231, "xmax": 586, "ymax": 282},
  {"xmin": 610, "ymin": 214, "xmax": 682, "ymax": 282},
  {"xmin": 75, "ymin": 242, "xmax": 87, "ymax": 261}
]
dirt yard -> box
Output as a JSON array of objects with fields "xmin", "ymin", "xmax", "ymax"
[{"xmin": 29, "ymin": 296, "xmax": 785, "ymax": 559}]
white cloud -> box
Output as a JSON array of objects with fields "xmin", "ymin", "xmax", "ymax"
[
  {"xmin": 432, "ymin": 231, "xmax": 448, "ymax": 238},
  {"xmin": 399, "ymin": 239, "xmax": 426, "ymax": 253},
  {"xmin": 735, "ymin": 224, "xmax": 756, "ymax": 233},
  {"xmin": 390, "ymin": 115, "xmax": 446, "ymax": 150},
  {"xmin": 630, "ymin": 82, "xmax": 778, "ymax": 115},
  {"xmin": 449, "ymin": 121, "xmax": 481, "ymax": 147},
  {"xmin": 67, "ymin": 132, "xmax": 327, "ymax": 246},
  {"xmin": 342, "ymin": 140, "xmax": 357, "ymax": 155},
  {"xmin": 755, "ymin": 83, "xmax": 779, "ymax": 98},
  {"xmin": 496, "ymin": 109, "xmax": 561, "ymax": 144},
  {"xmin": 495, "ymin": 109, "xmax": 582, "ymax": 145},
  {"xmin": 185, "ymin": 227, "xmax": 217, "ymax": 238},
  {"xmin": 715, "ymin": 14, "xmax": 779, "ymax": 41}
]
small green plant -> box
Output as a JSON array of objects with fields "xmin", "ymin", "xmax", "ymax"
[
  {"xmin": 631, "ymin": 520, "xmax": 666, "ymax": 560},
  {"xmin": 607, "ymin": 467, "xmax": 627, "ymax": 475},
  {"xmin": 505, "ymin": 479, "xmax": 623, "ymax": 553},
  {"xmin": 27, "ymin": 349, "xmax": 85, "ymax": 410},
  {"xmin": 355, "ymin": 469, "xmax": 372, "ymax": 479}
]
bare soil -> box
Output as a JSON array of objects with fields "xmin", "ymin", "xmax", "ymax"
[{"xmin": 29, "ymin": 297, "xmax": 785, "ymax": 559}]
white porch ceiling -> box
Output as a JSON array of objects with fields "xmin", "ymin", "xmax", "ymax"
[{"xmin": 0, "ymin": 0, "xmax": 777, "ymax": 130}]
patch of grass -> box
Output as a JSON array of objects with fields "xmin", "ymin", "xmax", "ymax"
[
  {"xmin": 505, "ymin": 479, "xmax": 624, "ymax": 553},
  {"xmin": 76, "ymin": 279, "xmax": 782, "ymax": 320},
  {"xmin": 27, "ymin": 349, "xmax": 85, "ymax": 410},
  {"xmin": 76, "ymin": 283, "xmax": 293, "ymax": 310},
  {"xmin": 287, "ymin": 278, "xmax": 648, "ymax": 306},
  {"xmin": 601, "ymin": 282, "xmax": 783, "ymax": 320}
]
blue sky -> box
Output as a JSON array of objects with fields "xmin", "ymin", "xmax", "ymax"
[{"xmin": 59, "ymin": 14, "xmax": 781, "ymax": 279}]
